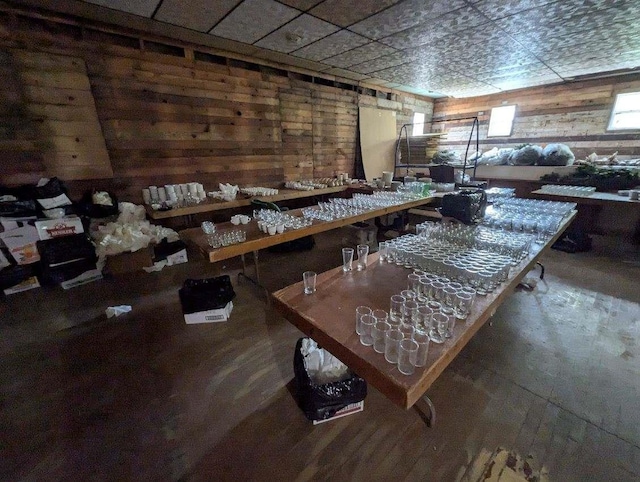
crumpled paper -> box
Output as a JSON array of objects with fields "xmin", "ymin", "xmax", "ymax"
[
  {"xmin": 92, "ymin": 202, "xmax": 179, "ymax": 257},
  {"xmin": 301, "ymin": 338, "xmax": 349, "ymax": 385},
  {"xmin": 105, "ymin": 305, "xmax": 132, "ymax": 318}
]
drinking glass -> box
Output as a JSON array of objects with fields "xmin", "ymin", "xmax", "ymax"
[
  {"xmin": 390, "ymin": 295, "xmax": 405, "ymax": 323},
  {"xmin": 399, "ymin": 322, "xmax": 415, "ymax": 340},
  {"xmin": 378, "ymin": 241, "xmax": 388, "ymax": 262},
  {"xmin": 430, "ymin": 312, "xmax": 448, "ymax": 344},
  {"xmin": 385, "ymin": 329, "xmax": 404, "ymax": 364},
  {"xmin": 357, "ymin": 244, "xmax": 369, "ymax": 271},
  {"xmin": 355, "ymin": 305, "xmax": 372, "ymax": 335},
  {"xmin": 373, "ymin": 321, "xmax": 390, "ymax": 354},
  {"xmin": 416, "ymin": 306, "xmax": 433, "ymax": 333},
  {"xmin": 398, "ymin": 339, "xmax": 419, "ymax": 375},
  {"xmin": 441, "ymin": 307, "xmax": 455, "ymax": 338},
  {"xmin": 303, "ymin": 271, "xmax": 316, "ymax": 294},
  {"xmin": 342, "ymin": 247, "xmax": 354, "ymax": 272},
  {"xmin": 372, "ymin": 309, "xmax": 388, "ymax": 323},
  {"xmin": 401, "ymin": 289, "xmax": 416, "ymax": 301},
  {"xmin": 454, "ymin": 292, "xmax": 473, "ymax": 321},
  {"xmin": 407, "ymin": 273, "xmax": 421, "ymax": 295},
  {"xmin": 413, "ymin": 331, "xmax": 430, "ymax": 367},
  {"xmin": 401, "ymin": 300, "xmax": 419, "ymax": 325},
  {"xmin": 359, "ymin": 314, "xmax": 375, "ymax": 346}
]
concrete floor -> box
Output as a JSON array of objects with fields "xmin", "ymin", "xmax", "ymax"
[{"xmin": 0, "ymin": 230, "xmax": 638, "ymax": 481}]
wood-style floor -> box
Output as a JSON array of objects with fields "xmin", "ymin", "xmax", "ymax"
[{"xmin": 1, "ymin": 229, "xmax": 639, "ymax": 481}]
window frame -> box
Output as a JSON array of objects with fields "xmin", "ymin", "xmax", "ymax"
[
  {"xmin": 412, "ymin": 112, "xmax": 425, "ymax": 136},
  {"xmin": 487, "ymin": 105, "xmax": 516, "ymax": 138},
  {"xmin": 607, "ymin": 91, "xmax": 640, "ymax": 132}
]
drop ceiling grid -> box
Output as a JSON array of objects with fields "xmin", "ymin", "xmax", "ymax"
[{"xmin": 77, "ymin": 0, "xmax": 640, "ymax": 97}]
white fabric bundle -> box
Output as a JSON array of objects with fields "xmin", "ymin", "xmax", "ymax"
[{"xmin": 301, "ymin": 338, "xmax": 350, "ymax": 385}]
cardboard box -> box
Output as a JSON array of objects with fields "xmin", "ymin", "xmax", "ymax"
[
  {"xmin": 3, "ymin": 276, "xmax": 40, "ymax": 295},
  {"xmin": 60, "ymin": 268, "xmax": 103, "ymax": 290},
  {"xmin": 105, "ymin": 247, "xmax": 154, "ymax": 275},
  {"xmin": 0, "ymin": 225, "xmax": 40, "ymax": 265},
  {"xmin": 35, "ymin": 217, "xmax": 84, "ymax": 240},
  {"xmin": 184, "ymin": 301, "xmax": 233, "ymax": 324},
  {"xmin": 312, "ymin": 401, "xmax": 364, "ymax": 425}
]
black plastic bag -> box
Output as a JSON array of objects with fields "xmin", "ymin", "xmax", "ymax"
[
  {"xmin": 32, "ymin": 177, "xmax": 68, "ymax": 200},
  {"xmin": 440, "ymin": 189, "xmax": 487, "ymax": 225},
  {"xmin": 154, "ymin": 238, "xmax": 187, "ymax": 262},
  {"xmin": 37, "ymin": 234, "xmax": 98, "ymax": 285},
  {"xmin": 0, "ymin": 199, "xmax": 38, "ymax": 217},
  {"xmin": 0, "ymin": 263, "xmax": 39, "ymax": 291},
  {"xmin": 179, "ymin": 275, "xmax": 235, "ymax": 314},
  {"xmin": 77, "ymin": 190, "xmax": 119, "ymax": 219},
  {"xmin": 293, "ymin": 338, "xmax": 367, "ymax": 422}
]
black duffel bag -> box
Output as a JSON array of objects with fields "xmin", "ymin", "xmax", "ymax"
[
  {"xmin": 179, "ymin": 275, "xmax": 236, "ymax": 314},
  {"xmin": 293, "ymin": 337, "xmax": 367, "ymax": 422},
  {"xmin": 440, "ymin": 188, "xmax": 487, "ymax": 225},
  {"xmin": 37, "ymin": 234, "xmax": 98, "ymax": 285}
]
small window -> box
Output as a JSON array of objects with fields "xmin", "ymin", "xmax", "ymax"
[
  {"xmin": 412, "ymin": 112, "xmax": 425, "ymax": 136},
  {"xmin": 487, "ymin": 105, "xmax": 516, "ymax": 137},
  {"xmin": 608, "ymin": 92, "xmax": 640, "ymax": 130}
]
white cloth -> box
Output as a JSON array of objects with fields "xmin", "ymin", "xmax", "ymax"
[{"xmin": 301, "ymin": 339, "xmax": 350, "ymax": 385}]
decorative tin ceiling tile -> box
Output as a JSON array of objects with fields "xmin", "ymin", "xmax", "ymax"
[
  {"xmin": 154, "ymin": 0, "xmax": 241, "ymax": 32},
  {"xmin": 323, "ymin": 42, "xmax": 397, "ymax": 68},
  {"xmin": 83, "ymin": 0, "xmax": 160, "ymax": 17},
  {"xmin": 349, "ymin": 51, "xmax": 420, "ymax": 74},
  {"xmin": 292, "ymin": 30, "xmax": 369, "ymax": 61},
  {"xmin": 211, "ymin": 0, "xmax": 301, "ymax": 43},
  {"xmin": 471, "ymin": 0, "xmax": 556, "ymax": 21},
  {"xmin": 379, "ymin": 6, "xmax": 491, "ymax": 50},
  {"xmin": 255, "ymin": 14, "xmax": 339, "ymax": 53},
  {"xmin": 348, "ymin": 0, "xmax": 466, "ymax": 40},
  {"xmin": 278, "ymin": 0, "xmax": 324, "ymax": 10},
  {"xmin": 310, "ymin": 0, "xmax": 402, "ymax": 27},
  {"xmin": 322, "ymin": 67, "xmax": 371, "ymax": 80}
]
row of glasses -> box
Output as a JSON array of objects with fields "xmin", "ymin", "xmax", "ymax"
[
  {"xmin": 206, "ymin": 229, "xmax": 246, "ymax": 248},
  {"xmin": 253, "ymin": 209, "xmax": 312, "ymax": 229}
]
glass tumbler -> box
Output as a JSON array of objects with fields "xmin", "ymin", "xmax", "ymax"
[
  {"xmin": 384, "ymin": 329, "xmax": 404, "ymax": 364},
  {"xmin": 441, "ymin": 306, "xmax": 455, "ymax": 337},
  {"xmin": 372, "ymin": 309, "xmax": 388, "ymax": 323},
  {"xmin": 389, "ymin": 295, "xmax": 406, "ymax": 323},
  {"xmin": 413, "ymin": 331, "xmax": 430, "ymax": 367},
  {"xmin": 398, "ymin": 339, "xmax": 419, "ymax": 375},
  {"xmin": 356, "ymin": 244, "xmax": 369, "ymax": 271},
  {"xmin": 342, "ymin": 247, "xmax": 354, "ymax": 272},
  {"xmin": 372, "ymin": 321, "xmax": 390, "ymax": 354},
  {"xmin": 359, "ymin": 314, "xmax": 375, "ymax": 346},
  {"xmin": 355, "ymin": 305, "xmax": 372, "ymax": 335},
  {"xmin": 455, "ymin": 292, "xmax": 473, "ymax": 321},
  {"xmin": 401, "ymin": 300, "xmax": 419, "ymax": 325},
  {"xmin": 430, "ymin": 312, "xmax": 449, "ymax": 344}
]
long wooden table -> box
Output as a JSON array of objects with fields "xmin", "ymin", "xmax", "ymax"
[
  {"xmin": 271, "ymin": 212, "xmax": 576, "ymax": 411},
  {"xmin": 531, "ymin": 189, "xmax": 640, "ymax": 206},
  {"xmin": 182, "ymin": 196, "xmax": 436, "ymax": 263}
]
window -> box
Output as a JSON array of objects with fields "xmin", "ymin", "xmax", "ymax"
[
  {"xmin": 412, "ymin": 112, "xmax": 425, "ymax": 136},
  {"xmin": 487, "ymin": 105, "xmax": 516, "ymax": 137},
  {"xmin": 608, "ymin": 92, "xmax": 640, "ymax": 130}
]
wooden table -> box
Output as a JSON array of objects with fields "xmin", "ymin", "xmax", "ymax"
[
  {"xmin": 271, "ymin": 212, "xmax": 576, "ymax": 415},
  {"xmin": 146, "ymin": 185, "xmax": 353, "ymax": 220},
  {"xmin": 182, "ymin": 196, "xmax": 436, "ymax": 264},
  {"xmin": 531, "ymin": 189, "xmax": 640, "ymax": 206}
]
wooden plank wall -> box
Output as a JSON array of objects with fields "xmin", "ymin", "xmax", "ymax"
[
  {"xmin": 0, "ymin": 48, "xmax": 112, "ymax": 185},
  {"xmin": 0, "ymin": 11, "xmax": 434, "ymax": 203},
  {"xmin": 432, "ymin": 74, "xmax": 640, "ymax": 161}
]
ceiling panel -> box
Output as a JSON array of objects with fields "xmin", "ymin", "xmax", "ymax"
[
  {"xmin": 154, "ymin": 0, "xmax": 241, "ymax": 32},
  {"xmin": 210, "ymin": 0, "xmax": 301, "ymax": 43},
  {"xmin": 254, "ymin": 14, "xmax": 339, "ymax": 53},
  {"xmin": 291, "ymin": 30, "xmax": 369, "ymax": 61},
  {"xmin": 322, "ymin": 42, "xmax": 397, "ymax": 69},
  {"xmin": 82, "ymin": 0, "xmax": 160, "ymax": 17},
  {"xmin": 378, "ymin": 6, "xmax": 490, "ymax": 50},
  {"xmin": 68, "ymin": 0, "xmax": 640, "ymax": 98},
  {"xmin": 348, "ymin": 0, "xmax": 466, "ymax": 40},
  {"xmin": 309, "ymin": 0, "xmax": 402, "ymax": 27}
]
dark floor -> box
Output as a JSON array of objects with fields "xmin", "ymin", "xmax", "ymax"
[{"xmin": 1, "ymin": 230, "xmax": 639, "ymax": 481}]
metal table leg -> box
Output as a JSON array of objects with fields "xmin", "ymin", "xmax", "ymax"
[
  {"xmin": 238, "ymin": 250, "xmax": 266, "ymax": 294},
  {"xmin": 413, "ymin": 394, "xmax": 436, "ymax": 427}
]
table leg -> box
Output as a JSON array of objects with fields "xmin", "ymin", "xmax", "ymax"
[
  {"xmin": 238, "ymin": 250, "xmax": 266, "ymax": 293},
  {"xmin": 413, "ymin": 394, "xmax": 436, "ymax": 427}
]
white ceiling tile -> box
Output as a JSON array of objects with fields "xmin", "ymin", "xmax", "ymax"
[
  {"xmin": 310, "ymin": 0, "xmax": 402, "ymax": 27},
  {"xmin": 348, "ymin": 0, "xmax": 466, "ymax": 39},
  {"xmin": 254, "ymin": 14, "xmax": 339, "ymax": 53},
  {"xmin": 211, "ymin": 0, "xmax": 301, "ymax": 43},
  {"xmin": 292, "ymin": 30, "xmax": 369, "ymax": 61},
  {"xmin": 323, "ymin": 42, "xmax": 397, "ymax": 69},
  {"xmin": 82, "ymin": 0, "xmax": 160, "ymax": 17},
  {"xmin": 278, "ymin": 0, "xmax": 323, "ymax": 10},
  {"xmin": 154, "ymin": 0, "xmax": 241, "ymax": 32}
]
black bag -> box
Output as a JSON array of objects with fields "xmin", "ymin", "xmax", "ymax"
[
  {"xmin": 440, "ymin": 188, "xmax": 487, "ymax": 225},
  {"xmin": 0, "ymin": 263, "xmax": 39, "ymax": 291},
  {"xmin": 179, "ymin": 275, "xmax": 236, "ymax": 314},
  {"xmin": 0, "ymin": 199, "xmax": 38, "ymax": 218},
  {"xmin": 37, "ymin": 234, "xmax": 98, "ymax": 285},
  {"xmin": 77, "ymin": 190, "xmax": 119, "ymax": 219},
  {"xmin": 293, "ymin": 338, "xmax": 367, "ymax": 422},
  {"xmin": 154, "ymin": 238, "xmax": 187, "ymax": 263}
]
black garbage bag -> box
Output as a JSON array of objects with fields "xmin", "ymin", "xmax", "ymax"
[
  {"xmin": 37, "ymin": 234, "xmax": 98, "ymax": 285},
  {"xmin": 77, "ymin": 190, "xmax": 119, "ymax": 219},
  {"xmin": 153, "ymin": 238, "xmax": 187, "ymax": 263},
  {"xmin": 440, "ymin": 188, "xmax": 487, "ymax": 225},
  {"xmin": 179, "ymin": 275, "xmax": 236, "ymax": 314},
  {"xmin": 293, "ymin": 338, "xmax": 367, "ymax": 422}
]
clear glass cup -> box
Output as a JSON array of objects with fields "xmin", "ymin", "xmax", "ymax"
[
  {"xmin": 443, "ymin": 286, "xmax": 458, "ymax": 309},
  {"xmin": 401, "ymin": 300, "xmax": 419, "ymax": 325},
  {"xmin": 355, "ymin": 305, "xmax": 372, "ymax": 335},
  {"xmin": 389, "ymin": 295, "xmax": 405, "ymax": 323},
  {"xmin": 373, "ymin": 321, "xmax": 390, "ymax": 354},
  {"xmin": 359, "ymin": 314, "xmax": 375, "ymax": 346},
  {"xmin": 399, "ymin": 322, "xmax": 415, "ymax": 340},
  {"xmin": 413, "ymin": 331, "xmax": 430, "ymax": 367},
  {"xmin": 357, "ymin": 244, "xmax": 369, "ymax": 271},
  {"xmin": 372, "ymin": 309, "xmax": 388, "ymax": 323},
  {"xmin": 342, "ymin": 247, "xmax": 354, "ymax": 272},
  {"xmin": 441, "ymin": 307, "xmax": 455, "ymax": 338},
  {"xmin": 303, "ymin": 271, "xmax": 316, "ymax": 295},
  {"xmin": 430, "ymin": 312, "xmax": 448, "ymax": 344},
  {"xmin": 454, "ymin": 292, "xmax": 473, "ymax": 321},
  {"xmin": 384, "ymin": 329, "xmax": 404, "ymax": 364},
  {"xmin": 378, "ymin": 241, "xmax": 388, "ymax": 262},
  {"xmin": 407, "ymin": 273, "xmax": 421, "ymax": 294},
  {"xmin": 398, "ymin": 339, "xmax": 419, "ymax": 375},
  {"xmin": 400, "ymin": 289, "xmax": 416, "ymax": 301},
  {"xmin": 416, "ymin": 305, "xmax": 433, "ymax": 333}
]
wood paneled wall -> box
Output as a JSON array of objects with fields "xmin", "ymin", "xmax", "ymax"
[
  {"xmin": 433, "ymin": 74, "xmax": 640, "ymax": 161},
  {"xmin": 0, "ymin": 10, "xmax": 433, "ymax": 202}
]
